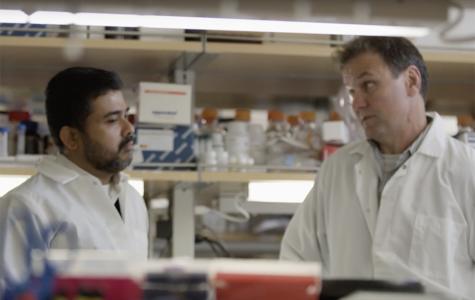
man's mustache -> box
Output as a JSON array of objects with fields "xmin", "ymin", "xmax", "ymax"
[{"xmin": 119, "ymin": 134, "xmax": 135, "ymax": 150}]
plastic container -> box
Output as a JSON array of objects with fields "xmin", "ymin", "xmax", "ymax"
[
  {"xmin": 249, "ymin": 123, "xmax": 266, "ymax": 165},
  {"xmin": 298, "ymin": 111, "xmax": 322, "ymax": 165},
  {"xmin": 0, "ymin": 127, "xmax": 9, "ymax": 157},
  {"xmin": 16, "ymin": 123, "xmax": 26, "ymax": 155},
  {"xmin": 265, "ymin": 110, "xmax": 291, "ymax": 167},
  {"xmin": 197, "ymin": 108, "xmax": 229, "ymax": 170},
  {"xmin": 226, "ymin": 109, "xmax": 254, "ymax": 170}
]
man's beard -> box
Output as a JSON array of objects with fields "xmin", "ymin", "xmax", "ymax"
[{"xmin": 83, "ymin": 134, "xmax": 134, "ymax": 174}]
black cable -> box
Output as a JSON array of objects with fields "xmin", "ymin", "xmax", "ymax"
[
  {"xmin": 195, "ymin": 234, "xmax": 232, "ymax": 258},
  {"xmin": 207, "ymin": 238, "xmax": 232, "ymax": 258}
]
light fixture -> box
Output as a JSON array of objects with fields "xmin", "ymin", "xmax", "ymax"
[
  {"xmin": 2, "ymin": 9, "xmax": 430, "ymax": 37},
  {"xmin": 140, "ymin": 15, "xmax": 429, "ymax": 37},
  {"xmin": 29, "ymin": 11, "xmax": 74, "ymax": 25},
  {"xmin": 248, "ymin": 180, "xmax": 313, "ymax": 203},
  {"xmin": 74, "ymin": 13, "xmax": 142, "ymax": 27},
  {"xmin": 0, "ymin": 9, "xmax": 28, "ymax": 24}
]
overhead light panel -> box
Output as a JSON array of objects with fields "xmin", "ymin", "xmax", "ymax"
[
  {"xmin": 141, "ymin": 15, "xmax": 429, "ymax": 37},
  {"xmin": 74, "ymin": 13, "xmax": 142, "ymax": 27},
  {"xmin": 29, "ymin": 11, "xmax": 74, "ymax": 25},
  {"xmin": 0, "ymin": 9, "xmax": 28, "ymax": 24},
  {"xmin": 1, "ymin": 10, "xmax": 430, "ymax": 37}
]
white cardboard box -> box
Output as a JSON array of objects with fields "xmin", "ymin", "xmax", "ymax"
[
  {"xmin": 322, "ymin": 121, "xmax": 350, "ymax": 144},
  {"xmin": 138, "ymin": 82, "xmax": 192, "ymax": 125}
]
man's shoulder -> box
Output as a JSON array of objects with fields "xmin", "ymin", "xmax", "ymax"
[
  {"xmin": 123, "ymin": 180, "xmax": 143, "ymax": 198},
  {"xmin": 318, "ymin": 140, "xmax": 368, "ymax": 179},
  {"xmin": 0, "ymin": 173, "xmax": 44, "ymax": 206},
  {"xmin": 36, "ymin": 155, "xmax": 80, "ymax": 184},
  {"xmin": 324, "ymin": 140, "xmax": 368, "ymax": 165},
  {"xmin": 443, "ymin": 136, "xmax": 475, "ymax": 164}
]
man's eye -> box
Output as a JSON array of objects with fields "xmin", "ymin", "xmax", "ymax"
[
  {"xmin": 107, "ymin": 119, "xmax": 118, "ymax": 123},
  {"xmin": 363, "ymin": 81, "xmax": 375, "ymax": 91}
]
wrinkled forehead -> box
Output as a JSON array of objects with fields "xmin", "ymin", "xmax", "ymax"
[{"xmin": 341, "ymin": 52, "xmax": 389, "ymax": 85}]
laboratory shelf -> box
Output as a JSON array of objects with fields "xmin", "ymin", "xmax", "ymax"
[{"xmin": 0, "ymin": 158, "xmax": 316, "ymax": 182}]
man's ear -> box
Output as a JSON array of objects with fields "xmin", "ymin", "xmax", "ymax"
[
  {"xmin": 59, "ymin": 126, "xmax": 81, "ymax": 151},
  {"xmin": 405, "ymin": 65, "xmax": 422, "ymax": 97}
]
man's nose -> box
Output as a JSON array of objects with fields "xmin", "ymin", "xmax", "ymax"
[
  {"xmin": 122, "ymin": 118, "xmax": 135, "ymax": 136},
  {"xmin": 351, "ymin": 91, "xmax": 367, "ymax": 111}
]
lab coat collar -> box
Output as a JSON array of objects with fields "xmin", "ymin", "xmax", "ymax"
[
  {"xmin": 348, "ymin": 111, "xmax": 445, "ymax": 159},
  {"xmin": 37, "ymin": 154, "xmax": 129, "ymax": 185},
  {"xmin": 416, "ymin": 112, "xmax": 446, "ymax": 158}
]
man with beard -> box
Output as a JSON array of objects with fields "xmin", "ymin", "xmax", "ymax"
[{"xmin": 0, "ymin": 67, "xmax": 148, "ymax": 290}]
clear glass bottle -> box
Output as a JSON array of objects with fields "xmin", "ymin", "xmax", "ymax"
[
  {"xmin": 299, "ymin": 111, "xmax": 322, "ymax": 163},
  {"xmin": 266, "ymin": 109, "xmax": 291, "ymax": 168},
  {"xmin": 226, "ymin": 108, "xmax": 252, "ymax": 170},
  {"xmin": 198, "ymin": 108, "xmax": 227, "ymax": 170}
]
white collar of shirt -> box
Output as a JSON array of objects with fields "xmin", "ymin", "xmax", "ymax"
[
  {"xmin": 38, "ymin": 154, "xmax": 127, "ymax": 190},
  {"xmin": 368, "ymin": 114, "xmax": 434, "ymax": 178}
]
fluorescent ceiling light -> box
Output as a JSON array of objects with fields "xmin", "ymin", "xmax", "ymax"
[
  {"xmin": 9, "ymin": 10, "xmax": 429, "ymax": 37},
  {"xmin": 29, "ymin": 11, "xmax": 74, "ymax": 25},
  {"xmin": 75, "ymin": 13, "xmax": 142, "ymax": 27},
  {"xmin": 248, "ymin": 180, "xmax": 313, "ymax": 203},
  {"xmin": 0, "ymin": 9, "xmax": 28, "ymax": 23},
  {"xmin": 140, "ymin": 16, "xmax": 429, "ymax": 37}
]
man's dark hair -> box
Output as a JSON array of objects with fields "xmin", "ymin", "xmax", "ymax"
[
  {"xmin": 45, "ymin": 67, "xmax": 123, "ymax": 151},
  {"xmin": 336, "ymin": 36, "xmax": 428, "ymax": 100}
]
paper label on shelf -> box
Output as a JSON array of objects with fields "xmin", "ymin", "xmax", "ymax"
[
  {"xmin": 138, "ymin": 82, "xmax": 192, "ymax": 125},
  {"xmin": 134, "ymin": 126, "xmax": 195, "ymax": 165},
  {"xmin": 137, "ymin": 128, "xmax": 174, "ymax": 151}
]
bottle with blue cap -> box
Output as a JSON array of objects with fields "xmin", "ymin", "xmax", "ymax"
[
  {"xmin": 0, "ymin": 126, "xmax": 9, "ymax": 157},
  {"xmin": 16, "ymin": 123, "xmax": 26, "ymax": 155}
]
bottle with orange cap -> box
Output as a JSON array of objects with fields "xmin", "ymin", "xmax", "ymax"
[
  {"xmin": 287, "ymin": 115, "xmax": 300, "ymax": 137},
  {"xmin": 266, "ymin": 109, "xmax": 292, "ymax": 168},
  {"xmin": 198, "ymin": 107, "xmax": 227, "ymax": 170},
  {"xmin": 226, "ymin": 108, "xmax": 254, "ymax": 170},
  {"xmin": 299, "ymin": 111, "xmax": 322, "ymax": 157}
]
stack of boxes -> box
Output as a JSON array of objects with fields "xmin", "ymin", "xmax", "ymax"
[{"xmin": 134, "ymin": 82, "xmax": 195, "ymax": 168}]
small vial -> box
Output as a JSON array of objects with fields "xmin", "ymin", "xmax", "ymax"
[
  {"xmin": 16, "ymin": 123, "xmax": 26, "ymax": 155},
  {"xmin": 0, "ymin": 127, "xmax": 9, "ymax": 157}
]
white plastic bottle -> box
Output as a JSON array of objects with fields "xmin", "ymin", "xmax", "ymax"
[
  {"xmin": 226, "ymin": 109, "xmax": 253, "ymax": 171},
  {"xmin": 198, "ymin": 108, "xmax": 228, "ymax": 171},
  {"xmin": 16, "ymin": 123, "xmax": 26, "ymax": 155},
  {"xmin": 0, "ymin": 127, "xmax": 9, "ymax": 157}
]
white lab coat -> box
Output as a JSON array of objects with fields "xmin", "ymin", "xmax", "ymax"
[
  {"xmin": 280, "ymin": 113, "xmax": 475, "ymax": 299},
  {"xmin": 0, "ymin": 155, "xmax": 148, "ymax": 289}
]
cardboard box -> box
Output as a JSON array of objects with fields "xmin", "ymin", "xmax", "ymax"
[
  {"xmin": 135, "ymin": 126, "xmax": 195, "ymax": 165},
  {"xmin": 138, "ymin": 82, "xmax": 192, "ymax": 125}
]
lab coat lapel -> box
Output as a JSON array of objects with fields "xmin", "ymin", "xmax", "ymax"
[
  {"xmin": 74, "ymin": 177, "xmax": 129, "ymax": 250},
  {"xmin": 353, "ymin": 146, "xmax": 379, "ymax": 238}
]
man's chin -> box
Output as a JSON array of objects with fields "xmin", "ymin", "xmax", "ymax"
[{"xmin": 118, "ymin": 157, "xmax": 133, "ymax": 171}]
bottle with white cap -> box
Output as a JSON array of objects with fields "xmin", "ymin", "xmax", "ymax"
[{"xmin": 226, "ymin": 108, "xmax": 254, "ymax": 171}]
